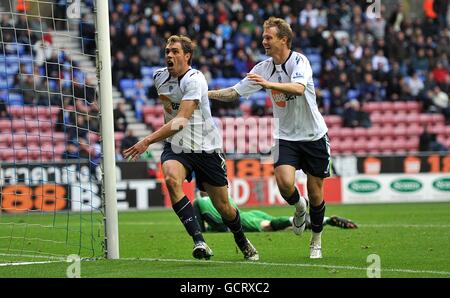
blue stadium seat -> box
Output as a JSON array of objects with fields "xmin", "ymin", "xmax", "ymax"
[
  {"xmin": 347, "ymin": 89, "xmax": 360, "ymax": 100},
  {"xmin": 141, "ymin": 66, "xmax": 153, "ymax": 78},
  {"xmin": 226, "ymin": 78, "xmax": 241, "ymax": 87},
  {"xmin": 120, "ymin": 79, "xmax": 136, "ymax": 91},
  {"xmin": 4, "ymin": 93, "xmax": 24, "ymax": 106}
]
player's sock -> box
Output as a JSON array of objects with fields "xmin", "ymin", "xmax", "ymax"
[
  {"xmin": 172, "ymin": 196, "xmax": 204, "ymax": 243},
  {"xmin": 282, "ymin": 187, "xmax": 300, "ymax": 206},
  {"xmin": 222, "ymin": 209, "xmax": 247, "ymax": 248},
  {"xmin": 270, "ymin": 218, "xmax": 292, "ymax": 231},
  {"xmin": 310, "ymin": 200, "xmax": 326, "ymax": 233}
]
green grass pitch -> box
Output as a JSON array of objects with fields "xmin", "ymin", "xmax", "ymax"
[{"xmin": 1, "ymin": 202, "xmax": 450, "ymax": 278}]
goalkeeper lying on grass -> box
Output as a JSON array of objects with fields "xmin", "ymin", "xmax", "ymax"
[{"xmin": 193, "ymin": 191, "xmax": 357, "ymax": 232}]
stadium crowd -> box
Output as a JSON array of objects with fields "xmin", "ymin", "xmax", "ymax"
[
  {"xmin": 103, "ymin": 0, "xmax": 450, "ymax": 123},
  {"xmin": 1, "ymin": 0, "xmax": 450, "ymax": 161}
]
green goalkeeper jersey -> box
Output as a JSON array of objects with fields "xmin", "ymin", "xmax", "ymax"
[{"xmin": 193, "ymin": 196, "xmax": 277, "ymax": 232}]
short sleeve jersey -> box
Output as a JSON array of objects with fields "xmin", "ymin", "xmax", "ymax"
[
  {"xmin": 233, "ymin": 51, "xmax": 328, "ymax": 141},
  {"xmin": 153, "ymin": 67, "xmax": 222, "ymax": 151}
]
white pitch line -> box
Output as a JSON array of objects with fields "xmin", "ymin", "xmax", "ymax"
[
  {"xmin": 359, "ymin": 224, "xmax": 450, "ymax": 228},
  {"xmin": 121, "ymin": 257, "xmax": 450, "ymax": 276},
  {"xmin": 0, "ymin": 254, "xmax": 449, "ymax": 276},
  {"xmin": 0, "ymin": 260, "xmax": 63, "ymax": 267},
  {"xmin": 118, "ymin": 222, "xmax": 450, "ymax": 228}
]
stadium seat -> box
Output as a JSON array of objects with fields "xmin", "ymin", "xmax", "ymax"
[
  {"xmin": 380, "ymin": 101, "xmax": 394, "ymax": 112},
  {"xmin": 381, "ymin": 112, "xmax": 396, "ymax": 125},
  {"xmin": 392, "ymin": 101, "xmax": 408, "ymax": 112},
  {"xmin": 431, "ymin": 113, "xmax": 445, "ymax": 125},
  {"xmin": 353, "ymin": 127, "xmax": 368, "ymax": 139},
  {"xmin": 406, "ymin": 124, "xmax": 423, "ymax": 136},
  {"xmin": 406, "ymin": 101, "xmax": 421, "ymax": 113},
  {"xmin": 142, "ymin": 105, "xmax": 155, "ymax": 116},
  {"xmin": 154, "ymin": 105, "xmax": 164, "ymax": 117},
  {"xmin": 0, "ymin": 134, "xmax": 12, "ymax": 147},
  {"xmin": 394, "ymin": 112, "xmax": 408, "ymax": 124},
  {"xmin": 393, "ymin": 126, "xmax": 407, "ymax": 138},
  {"xmin": 324, "ymin": 115, "xmax": 342, "ymax": 128},
  {"xmin": 370, "ymin": 112, "xmax": 383, "ymax": 125},
  {"xmin": 445, "ymin": 126, "xmax": 450, "ymax": 137},
  {"xmin": 339, "ymin": 127, "xmax": 353, "ymax": 139},
  {"xmin": 0, "ymin": 120, "xmax": 12, "ymax": 132},
  {"xmin": 327, "ymin": 127, "xmax": 340, "ymax": 139},
  {"xmin": 406, "ymin": 113, "xmax": 421, "ymax": 125},
  {"xmin": 352, "ymin": 138, "xmax": 368, "ymax": 152}
]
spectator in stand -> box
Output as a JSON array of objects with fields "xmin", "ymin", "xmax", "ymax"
[
  {"xmin": 359, "ymin": 73, "xmax": 380, "ymax": 102},
  {"xmin": 342, "ymin": 99, "xmax": 372, "ymax": 128},
  {"xmin": 329, "ymin": 86, "xmax": 347, "ymax": 116},
  {"xmin": 92, "ymin": 0, "xmax": 448, "ymax": 128},
  {"xmin": 430, "ymin": 86, "xmax": 450, "ymax": 124},
  {"xmin": 140, "ymin": 38, "xmax": 161, "ymax": 66},
  {"xmin": 120, "ymin": 129, "xmax": 139, "ymax": 159},
  {"xmin": 404, "ymin": 71, "xmax": 425, "ymax": 101},
  {"xmin": 114, "ymin": 102, "xmax": 128, "ymax": 132},
  {"xmin": 61, "ymin": 141, "xmax": 80, "ymax": 160},
  {"xmin": 131, "ymin": 80, "xmax": 147, "ymax": 122},
  {"xmin": 0, "ymin": 99, "xmax": 11, "ymax": 119},
  {"xmin": 432, "ymin": 61, "xmax": 450, "ymax": 87}
]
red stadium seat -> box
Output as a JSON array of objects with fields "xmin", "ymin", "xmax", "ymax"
[
  {"xmin": 394, "ymin": 112, "xmax": 408, "ymax": 124},
  {"xmin": 0, "ymin": 120, "xmax": 12, "ymax": 132},
  {"xmin": 362, "ymin": 102, "xmax": 378, "ymax": 113},
  {"xmin": 12, "ymin": 120, "xmax": 26, "ymax": 133},
  {"xmin": 339, "ymin": 127, "xmax": 353, "ymax": 139},
  {"xmin": 327, "ymin": 127, "xmax": 340, "ymax": 139},
  {"xmin": 431, "ymin": 113, "xmax": 445, "ymax": 125},
  {"xmin": 406, "ymin": 124, "xmax": 423, "ymax": 136},
  {"xmin": 405, "ymin": 113, "xmax": 420, "ymax": 125},
  {"xmin": 142, "ymin": 105, "xmax": 155, "ymax": 116},
  {"xmin": 353, "ymin": 127, "xmax": 368, "ymax": 139},
  {"xmin": 0, "ymin": 134, "xmax": 13, "ymax": 147},
  {"xmin": 381, "ymin": 112, "xmax": 396, "ymax": 125},
  {"xmin": 370, "ymin": 112, "xmax": 383, "ymax": 125},
  {"xmin": 393, "ymin": 126, "xmax": 407, "ymax": 138},
  {"xmin": 392, "ymin": 101, "xmax": 408, "ymax": 113},
  {"xmin": 445, "ymin": 126, "xmax": 450, "ymax": 137},
  {"xmin": 154, "ymin": 105, "xmax": 164, "ymax": 117},
  {"xmin": 406, "ymin": 101, "xmax": 421, "ymax": 113},
  {"xmin": 324, "ymin": 115, "xmax": 342, "ymax": 128}
]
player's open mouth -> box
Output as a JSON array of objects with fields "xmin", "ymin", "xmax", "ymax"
[{"xmin": 167, "ymin": 61, "xmax": 174, "ymax": 68}]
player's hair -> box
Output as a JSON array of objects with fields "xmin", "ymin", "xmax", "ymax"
[
  {"xmin": 263, "ymin": 17, "xmax": 293, "ymax": 49},
  {"xmin": 167, "ymin": 35, "xmax": 194, "ymax": 65}
]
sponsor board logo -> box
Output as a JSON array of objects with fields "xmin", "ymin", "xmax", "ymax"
[
  {"xmin": 432, "ymin": 178, "xmax": 450, "ymax": 192},
  {"xmin": 390, "ymin": 178, "xmax": 422, "ymax": 192},
  {"xmin": 348, "ymin": 179, "xmax": 380, "ymax": 193}
]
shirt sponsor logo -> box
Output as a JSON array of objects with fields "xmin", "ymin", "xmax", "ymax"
[{"xmin": 271, "ymin": 90, "xmax": 295, "ymax": 108}]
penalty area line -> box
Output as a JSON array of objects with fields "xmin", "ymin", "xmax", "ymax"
[{"xmin": 121, "ymin": 257, "xmax": 450, "ymax": 276}]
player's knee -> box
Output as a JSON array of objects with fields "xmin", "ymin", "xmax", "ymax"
[
  {"xmin": 165, "ymin": 175, "xmax": 182, "ymax": 192},
  {"xmin": 277, "ymin": 179, "xmax": 294, "ymax": 196}
]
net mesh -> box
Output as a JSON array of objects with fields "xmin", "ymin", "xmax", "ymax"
[{"xmin": 0, "ymin": 0, "xmax": 105, "ymax": 263}]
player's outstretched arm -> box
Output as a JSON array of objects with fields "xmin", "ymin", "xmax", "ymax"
[
  {"xmin": 246, "ymin": 73, "xmax": 305, "ymax": 96},
  {"xmin": 123, "ymin": 100, "xmax": 198, "ymax": 161},
  {"xmin": 208, "ymin": 88, "xmax": 240, "ymax": 102}
]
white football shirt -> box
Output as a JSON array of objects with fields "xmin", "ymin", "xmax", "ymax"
[
  {"xmin": 233, "ymin": 51, "xmax": 328, "ymax": 141},
  {"xmin": 153, "ymin": 67, "xmax": 222, "ymax": 152}
]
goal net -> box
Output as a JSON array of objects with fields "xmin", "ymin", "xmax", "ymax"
[{"xmin": 0, "ymin": 0, "xmax": 116, "ymax": 265}]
